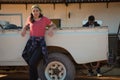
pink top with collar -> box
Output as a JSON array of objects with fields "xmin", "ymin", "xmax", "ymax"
[{"xmin": 26, "ymin": 16, "xmax": 51, "ymax": 37}]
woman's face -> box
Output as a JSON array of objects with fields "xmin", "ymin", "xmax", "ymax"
[{"xmin": 32, "ymin": 7, "xmax": 40, "ymax": 18}]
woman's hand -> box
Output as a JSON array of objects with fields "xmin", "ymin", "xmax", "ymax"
[
  {"xmin": 21, "ymin": 27, "xmax": 27, "ymax": 37},
  {"xmin": 21, "ymin": 30, "xmax": 26, "ymax": 37},
  {"xmin": 47, "ymin": 23, "xmax": 57, "ymax": 37},
  {"xmin": 47, "ymin": 30, "xmax": 54, "ymax": 37}
]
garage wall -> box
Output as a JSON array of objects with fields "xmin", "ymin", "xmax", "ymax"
[{"xmin": 0, "ymin": 2, "xmax": 120, "ymax": 33}]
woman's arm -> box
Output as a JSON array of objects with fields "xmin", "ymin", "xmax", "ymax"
[
  {"xmin": 21, "ymin": 25, "xmax": 29, "ymax": 37},
  {"xmin": 47, "ymin": 22, "xmax": 57, "ymax": 37}
]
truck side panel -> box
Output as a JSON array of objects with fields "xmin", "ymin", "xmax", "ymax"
[
  {"xmin": 46, "ymin": 27, "xmax": 108, "ymax": 64},
  {"xmin": 0, "ymin": 27, "xmax": 108, "ymax": 65}
]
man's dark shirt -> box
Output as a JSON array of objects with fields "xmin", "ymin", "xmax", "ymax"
[{"xmin": 83, "ymin": 21, "xmax": 100, "ymax": 27}]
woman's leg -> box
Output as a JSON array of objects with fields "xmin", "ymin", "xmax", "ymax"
[{"xmin": 29, "ymin": 47, "xmax": 42, "ymax": 80}]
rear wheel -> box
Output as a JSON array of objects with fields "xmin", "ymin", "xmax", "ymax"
[{"xmin": 37, "ymin": 52, "xmax": 75, "ymax": 80}]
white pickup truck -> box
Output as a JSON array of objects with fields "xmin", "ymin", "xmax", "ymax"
[{"xmin": 0, "ymin": 27, "xmax": 108, "ymax": 80}]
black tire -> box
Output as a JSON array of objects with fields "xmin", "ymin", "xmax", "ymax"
[{"xmin": 37, "ymin": 52, "xmax": 75, "ymax": 80}]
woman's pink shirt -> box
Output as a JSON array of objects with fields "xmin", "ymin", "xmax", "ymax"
[{"xmin": 26, "ymin": 16, "xmax": 51, "ymax": 37}]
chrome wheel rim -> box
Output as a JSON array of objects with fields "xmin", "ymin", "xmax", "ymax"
[{"xmin": 45, "ymin": 61, "xmax": 66, "ymax": 80}]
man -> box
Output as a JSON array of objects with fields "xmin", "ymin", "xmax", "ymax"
[
  {"xmin": 83, "ymin": 15, "xmax": 102, "ymax": 77},
  {"xmin": 83, "ymin": 15, "xmax": 100, "ymax": 27}
]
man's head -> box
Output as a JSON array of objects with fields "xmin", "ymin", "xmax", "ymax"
[{"xmin": 88, "ymin": 15, "xmax": 95, "ymax": 25}]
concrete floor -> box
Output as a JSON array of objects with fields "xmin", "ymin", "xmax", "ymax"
[
  {"xmin": 0, "ymin": 71, "xmax": 120, "ymax": 80},
  {"xmin": 0, "ymin": 65, "xmax": 120, "ymax": 80}
]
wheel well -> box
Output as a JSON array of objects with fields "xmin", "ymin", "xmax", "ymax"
[{"xmin": 47, "ymin": 46, "xmax": 77, "ymax": 65}]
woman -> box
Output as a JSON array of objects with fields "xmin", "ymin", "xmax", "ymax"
[{"xmin": 21, "ymin": 4, "xmax": 56, "ymax": 80}]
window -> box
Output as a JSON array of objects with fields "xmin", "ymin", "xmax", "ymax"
[{"xmin": 51, "ymin": 19, "xmax": 61, "ymax": 28}]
